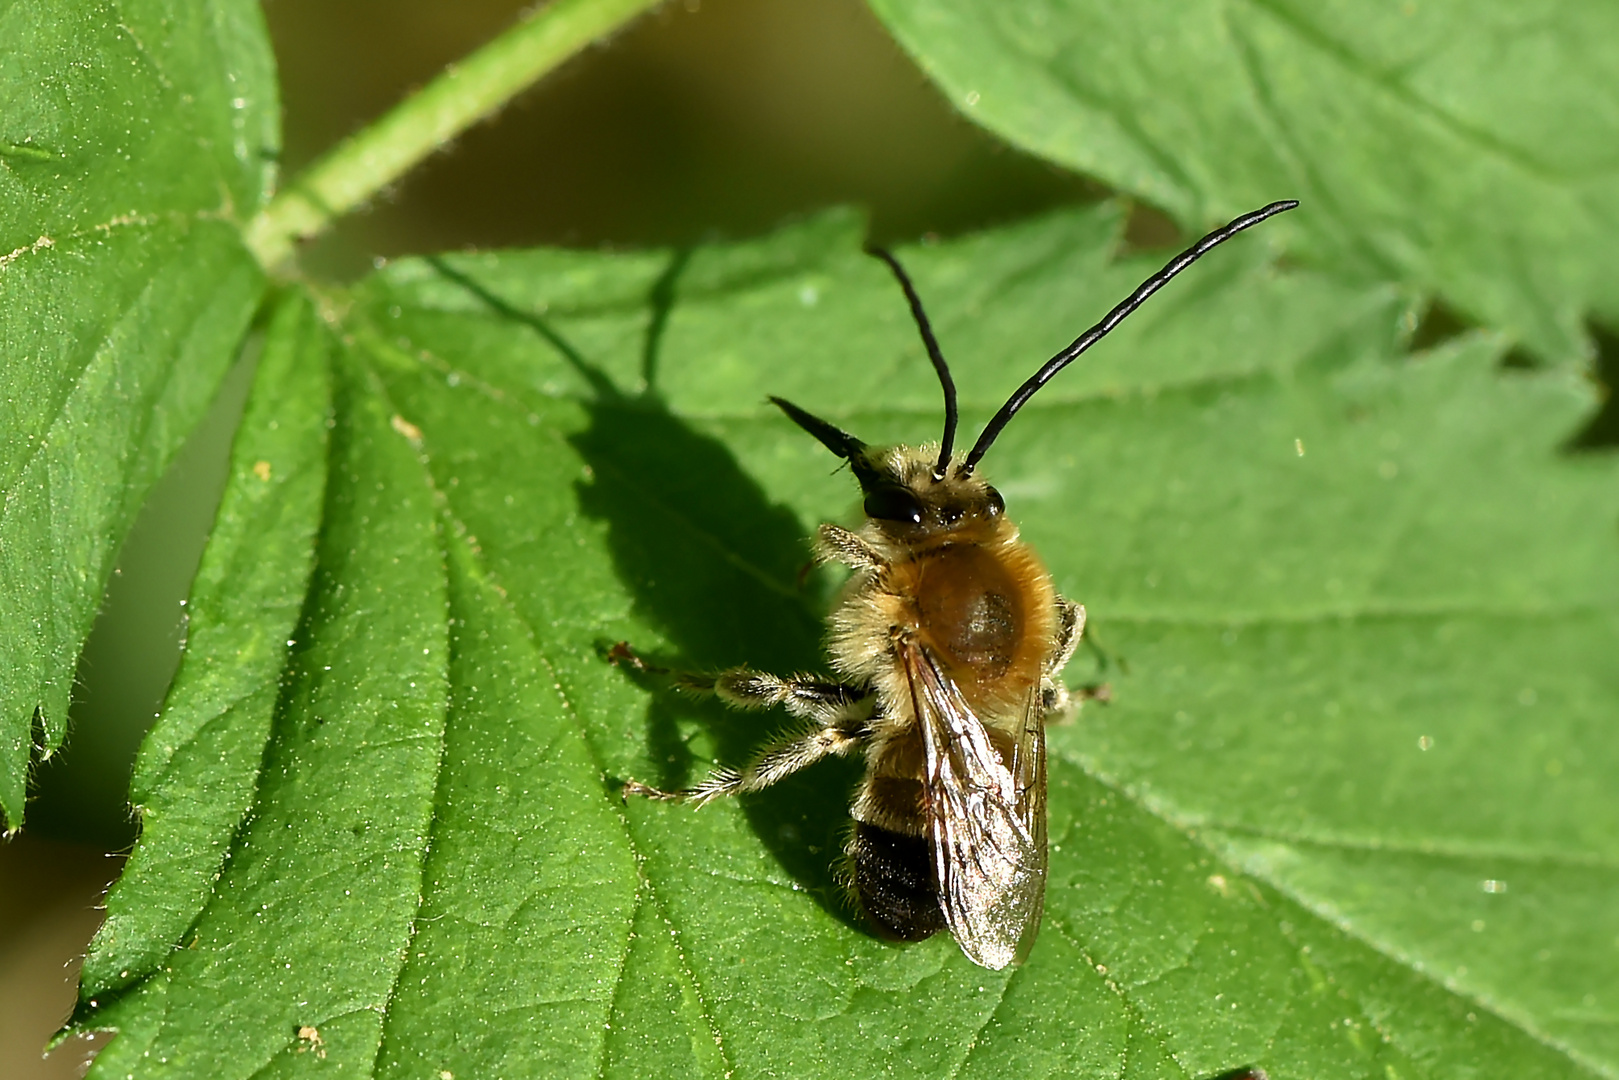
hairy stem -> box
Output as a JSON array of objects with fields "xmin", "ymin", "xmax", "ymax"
[{"xmin": 244, "ymin": 0, "xmax": 663, "ymax": 272}]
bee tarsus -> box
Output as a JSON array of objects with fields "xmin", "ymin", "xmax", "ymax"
[
  {"xmin": 619, "ymin": 778, "xmax": 683, "ymax": 802},
  {"xmin": 606, "ymin": 640, "xmax": 664, "ymax": 674},
  {"xmin": 1078, "ymin": 682, "xmax": 1112, "ymax": 704}
]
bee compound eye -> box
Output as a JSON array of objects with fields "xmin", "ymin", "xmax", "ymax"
[
  {"xmin": 983, "ymin": 487, "xmax": 1005, "ymax": 517},
  {"xmin": 864, "ymin": 485, "xmax": 924, "ymax": 524}
]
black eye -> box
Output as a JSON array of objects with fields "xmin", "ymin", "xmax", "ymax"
[
  {"xmin": 864, "ymin": 486, "xmax": 924, "ymax": 524},
  {"xmin": 984, "ymin": 487, "xmax": 1005, "ymax": 517}
]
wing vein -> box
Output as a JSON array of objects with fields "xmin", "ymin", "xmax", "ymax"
[{"xmin": 903, "ymin": 640, "xmax": 1047, "ymax": 970}]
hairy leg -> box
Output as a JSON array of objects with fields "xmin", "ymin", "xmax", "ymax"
[
  {"xmin": 815, "ymin": 523, "xmax": 885, "ymax": 572},
  {"xmin": 1049, "ymin": 597, "xmax": 1086, "ymax": 677},
  {"xmin": 610, "ymin": 642, "xmax": 873, "ymax": 802},
  {"xmin": 1042, "ymin": 598, "xmax": 1099, "ymax": 717},
  {"xmin": 625, "ymin": 714, "xmax": 869, "ymax": 804},
  {"xmin": 684, "ymin": 667, "xmax": 869, "ymax": 722}
]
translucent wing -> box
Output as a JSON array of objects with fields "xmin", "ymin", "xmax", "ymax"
[{"xmin": 901, "ymin": 642, "xmax": 1047, "ymax": 970}]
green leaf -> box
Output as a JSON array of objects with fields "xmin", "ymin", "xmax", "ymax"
[
  {"xmin": 85, "ymin": 314, "xmax": 451, "ymax": 1078},
  {"xmin": 79, "ymin": 292, "xmax": 331, "ymax": 1000},
  {"xmin": 373, "ymin": 531, "xmax": 641, "ymax": 1079},
  {"xmin": 76, "ymin": 206, "xmax": 1619, "ymax": 1076},
  {"xmin": 0, "ymin": 0, "xmax": 277, "ymax": 824},
  {"xmin": 863, "ymin": 0, "xmax": 1619, "ymax": 364}
]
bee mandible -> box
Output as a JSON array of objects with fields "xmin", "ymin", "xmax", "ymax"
[{"xmin": 618, "ymin": 200, "xmax": 1298, "ymax": 969}]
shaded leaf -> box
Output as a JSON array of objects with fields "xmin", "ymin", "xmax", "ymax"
[
  {"xmin": 0, "ymin": 0, "xmax": 277, "ymax": 824},
  {"xmin": 864, "ymin": 0, "xmax": 1619, "ymax": 363}
]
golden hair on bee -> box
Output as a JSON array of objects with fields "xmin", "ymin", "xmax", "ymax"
[{"xmin": 617, "ymin": 201, "xmax": 1298, "ymax": 969}]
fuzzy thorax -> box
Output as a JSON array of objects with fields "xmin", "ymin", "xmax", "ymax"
[{"xmin": 818, "ymin": 444, "xmax": 1059, "ymax": 728}]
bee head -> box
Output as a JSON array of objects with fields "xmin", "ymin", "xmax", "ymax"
[
  {"xmin": 773, "ymin": 201, "xmax": 1298, "ymax": 527},
  {"xmin": 769, "ymin": 397, "xmax": 1005, "ymax": 540}
]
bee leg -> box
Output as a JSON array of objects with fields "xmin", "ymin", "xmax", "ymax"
[
  {"xmin": 1042, "ymin": 597, "xmax": 1088, "ymax": 717},
  {"xmin": 815, "ymin": 523, "xmax": 885, "ymax": 571},
  {"xmin": 1041, "ymin": 681, "xmax": 1071, "ymax": 718},
  {"xmin": 703, "ymin": 668, "xmax": 871, "ymax": 721},
  {"xmin": 625, "ymin": 669, "xmax": 873, "ymax": 803},
  {"xmin": 626, "ymin": 714, "xmax": 870, "ymax": 804},
  {"xmin": 610, "ymin": 647, "xmax": 872, "ymax": 722},
  {"xmin": 687, "ymin": 718, "xmax": 869, "ymax": 804},
  {"xmin": 606, "ymin": 641, "xmax": 666, "ymax": 673},
  {"xmin": 1049, "ymin": 597, "xmax": 1086, "ymax": 675}
]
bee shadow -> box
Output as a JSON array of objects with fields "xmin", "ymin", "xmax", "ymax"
[{"xmin": 426, "ymin": 251, "xmax": 866, "ymax": 930}]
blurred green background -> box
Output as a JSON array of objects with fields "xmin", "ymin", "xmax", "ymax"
[{"xmin": 7, "ymin": 1, "xmax": 1107, "ymax": 1074}]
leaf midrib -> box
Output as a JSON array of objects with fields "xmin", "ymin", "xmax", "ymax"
[{"xmin": 360, "ymin": 355, "xmax": 735, "ymax": 1080}]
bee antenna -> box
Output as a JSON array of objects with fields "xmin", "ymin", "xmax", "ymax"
[
  {"xmin": 960, "ymin": 200, "xmax": 1299, "ymax": 475},
  {"xmin": 867, "ymin": 246, "xmax": 957, "ymax": 481},
  {"xmin": 771, "ymin": 395, "xmax": 886, "ymax": 488}
]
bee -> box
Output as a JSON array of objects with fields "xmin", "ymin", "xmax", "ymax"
[{"xmin": 618, "ymin": 201, "xmax": 1298, "ymax": 969}]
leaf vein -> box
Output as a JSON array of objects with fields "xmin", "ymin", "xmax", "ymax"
[
  {"xmin": 425, "ymin": 498, "xmax": 721, "ymax": 1077},
  {"xmin": 1208, "ymin": 822, "xmax": 1619, "ymax": 872},
  {"xmin": 1237, "ymin": 0, "xmax": 1587, "ymax": 183},
  {"xmin": 1076, "ymin": 760, "xmax": 1617, "ymax": 1078}
]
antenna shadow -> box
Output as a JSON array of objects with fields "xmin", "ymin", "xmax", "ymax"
[{"xmin": 426, "ymin": 252, "xmax": 866, "ymax": 930}]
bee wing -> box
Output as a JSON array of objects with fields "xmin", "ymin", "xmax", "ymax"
[
  {"xmin": 1008, "ymin": 673, "xmax": 1047, "ymax": 961},
  {"xmin": 903, "ymin": 642, "xmax": 1047, "ymax": 970}
]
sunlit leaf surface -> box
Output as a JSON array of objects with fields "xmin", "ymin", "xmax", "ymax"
[
  {"xmin": 865, "ymin": 0, "xmax": 1619, "ymax": 364},
  {"xmin": 80, "ymin": 294, "xmax": 331, "ymax": 1000},
  {"xmin": 0, "ymin": 0, "xmax": 276, "ymax": 823},
  {"xmin": 76, "ymin": 206, "xmax": 1619, "ymax": 1078}
]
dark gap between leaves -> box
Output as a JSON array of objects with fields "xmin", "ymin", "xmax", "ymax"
[
  {"xmin": 1406, "ymin": 298, "xmax": 1472, "ymax": 354},
  {"xmin": 1569, "ymin": 322, "xmax": 1619, "ymax": 451},
  {"xmin": 25, "ymin": 345, "xmax": 263, "ymax": 849},
  {"xmin": 1406, "ymin": 298, "xmax": 1542, "ymax": 372}
]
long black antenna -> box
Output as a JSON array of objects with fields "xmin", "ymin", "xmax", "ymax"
[
  {"xmin": 867, "ymin": 246, "xmax": 958, "ymax": 480},
  {"xmin": 961, "ymin": 200, "xmax": 1299, "ymax": 474}
]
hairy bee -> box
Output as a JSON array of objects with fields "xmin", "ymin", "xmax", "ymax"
[{"xmin": 619, "ymin": 201, "xmax": 1298, "ymax": 969}]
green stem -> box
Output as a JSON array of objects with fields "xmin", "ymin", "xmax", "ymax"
[{"xmin": 244, "ymin": 0, "xmax": 663, "ymax": 272}]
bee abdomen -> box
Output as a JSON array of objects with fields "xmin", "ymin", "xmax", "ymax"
[{"xmin": 847, "ymin": 822, "xmax": 945, "ymax": 941}]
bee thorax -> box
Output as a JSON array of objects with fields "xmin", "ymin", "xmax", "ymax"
[{"xmin": 913, "ymin": 544, "xmax": 1020, "ymax": 676}]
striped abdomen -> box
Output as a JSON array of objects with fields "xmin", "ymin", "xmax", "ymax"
[{"xmin": 846, "ymin": 738, "xmax": 944, "ymax": 941}]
